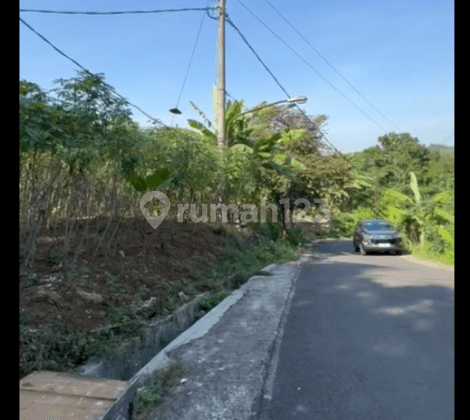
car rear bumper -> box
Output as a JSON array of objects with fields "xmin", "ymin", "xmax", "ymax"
[{"xmin": 362, "ymin": 242, "xmax": 401, "ymax": 252}]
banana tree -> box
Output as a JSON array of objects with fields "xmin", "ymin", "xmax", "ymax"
[
  {"xmin": 188, "ymin": 100, "xmax": 306, "ymax": 172},
  {"xmin": 379, "ymin": 172, "xmax": 426, "ymax": 246},
  {"xmin": 430, "ymin": 190, "xmax": 454, "ymax": 249},
  {"xmin": 188, "ymin": 100, "xmax": 255, "ymax": 148}
]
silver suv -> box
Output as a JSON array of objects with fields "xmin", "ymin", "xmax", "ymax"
[{"xmin": 353, "ymin": 219, "xmax": 402, "ymax": 255}]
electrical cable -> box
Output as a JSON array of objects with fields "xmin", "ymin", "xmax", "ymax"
[
  {"xmin": 225, "ymin": 15, "xmax": 291, "ymax": 99},
  {"xmin": 235, "ymin": 0, "xmax": 388, "ymax": 133},
  {"xmin": 226, "ymin": 15, "xmax": 356, "ymax": 169},
  {"xmin": 20, "ymin": 17, "xmax": 167, "ymax": 128},
  {"xmin": 440, "ymin": 130, "xmax": 454, "ymax": 145},
  {"xmin": 171, "ymin": 4, "xmax": 209, "ymax": 125},
  {"xmin": 20, "ymin": 7, "xmax": 211, "ymax": 16},
  {"xmin": 261, "ymin": 0, "xmax": 401, "ymax": 132}
]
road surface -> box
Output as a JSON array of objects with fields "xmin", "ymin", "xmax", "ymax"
[{"xmin": 253, "ymin": 240, "xmax": 454, "ymax": 420}]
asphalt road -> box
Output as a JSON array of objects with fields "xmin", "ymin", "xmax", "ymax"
[{"xmin": 253, "ymin": 240, "xmax": 454, "ymax": 420}]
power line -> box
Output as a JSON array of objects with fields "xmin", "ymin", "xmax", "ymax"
[
  {"xmin": 261, "ymin": 0, "xmax": 401, "ymax": 132},
  {"xmin": 172, "ymin": 5, "xmax": 209, "ymax": 124},
  {"xmin": 235, "ymin": 0, "xmax": 389, "ymax": 133},
  {"xmin": 19, "ymin": 7, "xmax": 211, "ymax": 16},
  {"xmin": 226, "ymin": 16, "xmax": 356, "ymax": 170},
  {"xmin": 225, "ymin": 16, "xmax": 291, "ymax": 99},
  {"xmin": 441, "ymin": 130, "xmax": 454, "ymax": 145},
  {"xmin": 20, "ymin": 17, "xmax": 167, "ymax": 128}
]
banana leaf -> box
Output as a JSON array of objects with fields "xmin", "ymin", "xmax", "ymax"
[
  {"xmin": 409, "ymin": 172, "xmax": 421, "ymax": 204},
  {"xmin": 438, "ymin": 226, "xmax": 453, "ymax": 244},
  {"xmin": 434, "ymin": 208, "xmax": 454, "ymax": 224}
]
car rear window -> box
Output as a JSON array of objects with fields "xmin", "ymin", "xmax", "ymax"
[{"xmin": 364, "ymin": 221, "xmax": 391, "ymax": 230}]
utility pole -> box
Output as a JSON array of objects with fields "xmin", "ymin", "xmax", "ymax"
[{"xmin": 216, "ymin": 0, "xmax": 226, "ymax": 148}]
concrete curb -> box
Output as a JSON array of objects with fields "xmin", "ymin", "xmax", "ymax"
[
  {"xmin": 132, "ymin": 266, "xmax": 270, "ymax": 387},
  {"xmin": 100, "ymin": 262, "xmax": 285, "ymax": 419}
]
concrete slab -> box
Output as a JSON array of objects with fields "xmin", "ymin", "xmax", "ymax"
[{"xmin": 20, "ymin": 371, "xmax": 130, "ymax": 420}]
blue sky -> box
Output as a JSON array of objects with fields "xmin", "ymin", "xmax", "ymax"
[{"xmin": 20, "ymin": 0, "xmax": 454, "ymax": 152}]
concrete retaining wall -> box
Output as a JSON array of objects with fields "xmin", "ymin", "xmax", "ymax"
[
  {"xmin": 77, "ymin": 293, "xmax": 206, "ymax": 381},
  {"xmin": 78, "ymin": 264, "xmax": 279, "ymax": 419}
]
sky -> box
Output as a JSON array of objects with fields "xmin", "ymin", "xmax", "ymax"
[{"xmin": 19, "ymin": 0, "xmax": 454, "ymax": 153}]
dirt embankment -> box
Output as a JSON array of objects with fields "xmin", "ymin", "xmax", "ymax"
[
  {"xmin": 20, "ymin": 218, "xmax": 232, "ymax": 331},
  {"xmin": 19, "ymin": 218, "xmax": 239, "ymax": 378},
  {"xmin": 19, "ymin": 215, "xmax": 326, "ymax": 379}
]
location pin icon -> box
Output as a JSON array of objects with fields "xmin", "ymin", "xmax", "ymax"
[{"xmin": 140, "ymin": 191, "xmax": 170, "ymax": 229}]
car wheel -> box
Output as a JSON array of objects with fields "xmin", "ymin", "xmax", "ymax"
[
  {"xmin": 353, "ymin": 240, "xmax": 359, "ymax": 253},
  {"xmin": 359, "ymin": 242, "xmax": 367, "ymax": 256}
]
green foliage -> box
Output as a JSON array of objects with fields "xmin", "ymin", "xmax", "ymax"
[
  {"xmin": 287, "ymin": 226, "xmax": 309, "ymax": 247},
  {"xmin": 187, "ymin": 100, "xmax": 315, "ymax": 208},
  {"xmin": 199, "ymin": 290, "xmax": 231, "ymax": 312},
  {"xmin": 109, "ymin": 307, "xmax": 140, "ymax": 335},
  {"xmin": 349, "ymin": 132, "xmax": 431, "ymax": 196},
  {"xmin": 136, "ymin": 359, "xmax": 184, "ymax": 416},
  {"xmin": 258, "ymin": 221, "xmax": 282, "ymax": 242},
  {"xmin": 374, "ymin": 167, "xmax": 454, "ymax": 259},
  {"xmin": 409, "ymin": 172, "xmax": 421, "ymax": 204},
  {"xmin": 19, "ymin": 317, "xmax": 106, "ymax": 379},
  {"xmin": 346, "ymin": 131, "xmax": 453, "ymax": 264},
  {"xmin": 164, "ymin": 294, "xmax": 177, "ymax": 312},
  {"xmin": 210, "ymin": 236, "xmax": 299, "ymax": 291},
  {"xmin": 249, "ymin": 240, "xmax": 299, "ymax": 264},
  {"xmin": 428, "ymin": 143, "xmax": 454, "ymax": 156},
  {"xmin": 322, "ymin": 207, "xmax": 377, "ymax": 238},
  {"xmin": 138, "ymin": 378, "xmax": 162, "ymax": 410},
  {"xmin": 19, "ymin": 72, "xmax": 149, "ymax": 233}
]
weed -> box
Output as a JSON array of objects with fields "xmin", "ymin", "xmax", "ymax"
[
  {"xmin": 19, "ymin": 317, "xmax": 102, "ymax": 379},
  {"xmin": 410, "ymin": 243, "xmax": 454, "ymax": 266},
  {"xmin": 287, "ymin": 226, "xmax": 309, "ymax": 247},
  {"xmin": 136, "ymin": 285, "xmax": 151, "ymax": 300},
  {"xmin": 258, "ymin": 221, "xmax": 282, "ymax": 242},
  {"xmin": 165, "ymin": 294, "xmax": 177, "ymax": 312},
  {"xmin": 136, "ymin": 357, "xmax": 185, "ymax": 418},
  {"xmin": 199, "ymin": 290, "xmax": 231, "ymax": 312},
  {"xmin": 109, "ymin": 307, "xmax": 140, "ymax": 335},
  {"xmin": 106, "ymin": 275, "xmax": 122, "ymax": 293},
  {"xmin": 139, "ymin": 378, "xmax": 162, "ymax": 410}
]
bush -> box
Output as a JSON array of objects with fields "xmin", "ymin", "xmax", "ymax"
[
  {"xmin": 19, "ymin": 317, "xmax": 103, "ymax": 379},
  {"xmin": 288, "ymin": 226, "xmax": 309, "ymax": 247},
  {"xmin": 199, "ymin": 290, "xmax": 231, "ymax": 312},
  {"xmin": 323, "ymin": 207, "xmax": 377, "ymax": 238},
  {"xmin": 138, "ymin": 377, "xmax": 162, "ymax": 410},
  {"xmin": 258, "ymin": 221, "xmax": 281, "ymax": 242}
]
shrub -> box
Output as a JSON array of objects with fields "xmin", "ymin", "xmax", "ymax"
[
  {"xmin": 199, "ymin": 290, "xmax": 231, "ymax": 312},
  {"xmin": 258, "ymin": 221, "xmax": 281, "ymax": 242},
  {"xmin": 324, "ymin": 207, "xmax": 377, "ymax": 238},
  {"xmin": 288, "ymin": 226, "xmax": 309, "ymax": 247},
  {"xmin": 164, "ymin": 294, "xmax": 177, "ymax": 312}
]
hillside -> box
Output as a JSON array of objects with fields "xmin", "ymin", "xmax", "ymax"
[{"xmin": 428, "ymin": 143, "xmax": 454, "ymax": 155}]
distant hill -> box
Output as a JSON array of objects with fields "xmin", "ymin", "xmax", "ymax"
[{"xmin": 428, "ymin": 143, "xmax": 454, "ymax": 155}]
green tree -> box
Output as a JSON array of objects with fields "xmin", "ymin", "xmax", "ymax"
[
  {"xmin": 376, "ymin": 132, "xmax": 430, "ymax": 190},
  {"xmin": 187, "ymin": 100, "xmax": 307, "ymax": 207}
]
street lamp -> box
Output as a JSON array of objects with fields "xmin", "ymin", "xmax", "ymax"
[
  {"xmin": 238, "ymin": 96, "xmax": 307, "ymax": 117},
  {"xmin": 287, "ymin": 95, "xmax": 308, "ymax": 104},
  {"xmin": 170, "ymin": 96, "xmax": 307, "ymax": 116},
  {"xmin": 224, "ymin": 96, "xmax": 308, "ymax": 143}
]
